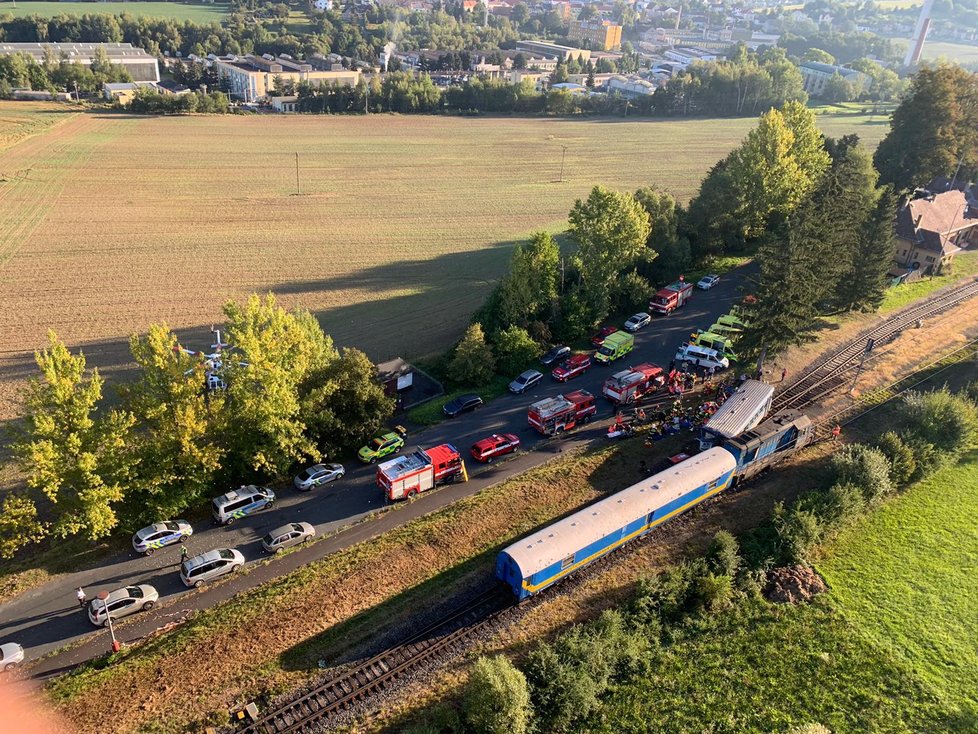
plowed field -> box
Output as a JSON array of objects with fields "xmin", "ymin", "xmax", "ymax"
[{"xmin": 0, "ymin": 105, "xmax": 889, "ymax": 418}]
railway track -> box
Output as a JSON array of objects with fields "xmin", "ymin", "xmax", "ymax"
[
  {"xmin": 233, "ymin": 279, "xmax": 978, "ymax": 734},
  {"xmin": 772, "ymin": 277, "xmax": 978, "ymax": 413},
  {"xmin": 238, "ymin": 588, "xmax": 510, "ymax": 734}
]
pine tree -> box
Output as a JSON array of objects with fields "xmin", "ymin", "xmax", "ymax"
[{"xmin": 837, "ymin": 185, "xmax": 898, "ymax": 312}]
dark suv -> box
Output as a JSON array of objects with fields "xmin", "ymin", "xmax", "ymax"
[{"xmin": 443, "ymin": 393, "xmax": 484, "ymax": 418}]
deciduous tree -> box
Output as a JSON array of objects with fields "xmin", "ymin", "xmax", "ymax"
[
  {"xmin": 463, "ymin": 655, "xmax": 533, "ymax": 734},
  {"xmin": 448, "ymin": 322, "xmax": 495, "ymax": 386},
  {"xmin": 9, "ymin": 332, "xmax": 135, "ymax": 541},
  {"xmin": 493, "ymin": 325, "xmax": 540, "ymax": 375}
]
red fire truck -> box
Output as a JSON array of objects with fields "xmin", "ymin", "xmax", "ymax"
[
  {"xmin": 376, "ymin": 444, "xmax": 463, "ymax": 501},
  {"xmin": 649, "ymin": 280, "xmax": 693, "ymax": 315},
  {"xmin": 602, "ymin": 362, "xmax": 665, "ymax": 404},
  {"xmin": 527, "ymin": 390, "xmax": 597, "ymax": 435}
]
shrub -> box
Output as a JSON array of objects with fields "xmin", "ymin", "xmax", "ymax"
[
  {"xmin": 590, "ymin": 609, "xmax": 649, "ymax": 678},
  {"xmin": 705, "ymin": 530, "xmax": 741, "ymax": 578},
  {"xmin": 963, "ymin": 380, "xmax": 978, "ymax": 406},
  {"xmin": 874, "ymin": 431, "xmax": 917, "ymax": 486},
  {"xmin": 448, "ymin": 323, "xmax": 495, "ymax": 387},
  {"xmin": 899, "ymin": 388, "xmax": 978, "ymax": 463},
  {"xmin": 492, "ymin": 325, "xmax": 540, "ymax": 376},
  {"xmin": 830, "ymin": 443, "xmax": 893, "ymax": 501},
  {"xmin": 773, "ymin": 501, "xmax": 824, "ymax": 564},
  {"xmin": 694, "ymin": 572, "xmax": 735, "ymax": 611},
  {"xmin": 823, "ymin": 482, "xmax": 866, "ymax": 526},
  {"xmin": 523, "ymin": 641, "xmax": 603, "ymax": 733},
  {"xmin": 463, "ymin": 656, "xmax": 532, "ymax": 734},
  {"xmin": 403, "ymin": 702, "xmax": 462, "ymax": 734}
]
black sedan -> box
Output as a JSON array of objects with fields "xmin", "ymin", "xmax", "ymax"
[
  {"xmin": 443, "ymin": 393, "xmax": 484, "ymax": 418},
  {"xmin": 539, "ymin": 345, "xmax": 571, "ymax": 367}
]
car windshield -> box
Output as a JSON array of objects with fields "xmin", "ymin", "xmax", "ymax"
[
  {"xmin": 372, "ymin": 438, "xmax": 385, "ymax": 448},
  {"xmin": 218, "ymin": 549, "xmax": 235, "ymax": 560},
  {"xmin": 163, "ymin": 521, "xmax": 180, "ymax": 531},
  {"xmin": 128, "ymin": 586, "xmax": 143, "ymax": 598},
  {"xmin": 291, "ymin": 523, "xmax": 304, "ymax": 532},
  {"xmin": 599, "ymin": 345, "xmax": 614, "ymax": 356},
  {"xmin": 301, "ymin": 467, "xmax": 318, "ymax": 478},
  {"xmin": 262, "ymin": 533, "xmax": 274, "ymax": 545},
  {"xmin": 652, "ymin": 295, "xmax": 668, "ymax": 305}
]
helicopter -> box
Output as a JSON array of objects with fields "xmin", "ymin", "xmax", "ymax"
[{"xmin": 173, "ymin": 327, "xmax": 247, "ymax": 391}]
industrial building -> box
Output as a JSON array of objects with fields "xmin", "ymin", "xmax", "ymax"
[
  {"xmin": 213, "ymin": 54, "xmax": 361, "ymax": 101},
  {"xmin": 568, "ymin": 20, "xmax": 623, "ymax": 52},
  {"xmin": 0, "ymin": 42, "xmax": 160, "ymax": 82}
]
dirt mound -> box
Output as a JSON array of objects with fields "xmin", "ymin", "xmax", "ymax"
[{"xmin": 764, "ymin": 565, "xmax": 827, "ymax": 604}]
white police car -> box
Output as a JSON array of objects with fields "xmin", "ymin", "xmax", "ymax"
[{"xmin": 132, "ymin": 520, "xmax": 193, "ymax": 555}]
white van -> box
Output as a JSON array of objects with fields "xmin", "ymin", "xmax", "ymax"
[
  {"xmin": 211, "ymin": 485, "xmax": 275, "ymax": 526},
  {"xmin": 675, "ymin": 344, "xmax": 729, "ymax": 371}
]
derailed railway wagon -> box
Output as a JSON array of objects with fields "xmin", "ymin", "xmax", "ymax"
[{"xmin": 496, "ymin": 410, "xmax": 814, "ymax": 600}]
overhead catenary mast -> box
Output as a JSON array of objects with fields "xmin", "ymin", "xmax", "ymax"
[{"xmin": 903, "ymin": 0, "xmax": 935, "ymax": 68}]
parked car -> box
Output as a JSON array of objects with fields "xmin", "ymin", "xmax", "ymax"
[
  {"xmin": 357, "ymin": 426, "xmax": 408, "ymax": 463},
  {"xmin": 443, "ymin": 393, "xmax": 484, "ymax": 418},
  {"xmin": 623, "ymin": 312, "xmax": 652, "ymax": 332},
  {"xmin": 552, "ymin": 354, "xmax": 592, "ymax": 382},
  {"xmin": 180, "ymin": 548, "xmax": 245, "ymax": 588},
  {"xmin": 470, "ymin": 433, "xmax": 521, "ymax": 462},
  {"xmin": 540, "ymin": 345, "xmax": 571, "ymax": 366},
  {"xmin": 131, "ymin": 520, "xmax": 193, "ymax": 556},
  {"xmin": 0, "ymin": 643, "xmax": 23, "ymax": 672},
  {"xmin": 696, "ymin": 274, "xmax": 720, "ymax": 290},
  {"xmin": 294, "ymin": 463, "xmax": 345, "ymax": 490},
  {"xmin": 590, "ymin": 326, "xmax": 618, "ymax": 347},
  {"xmin": 262, "ymin": 522, "xmax": 316, "ymax": 553},
  {"xmin": 211, "ymin": 486, "xmax": 275, "ymax": 526},
  {"xmin": 87, "ymin": 585, "xmax": 159, "ymax": 627},
  {"xmin": 508, "ymin": 369, "xmax": 543, "ymax": 394}
]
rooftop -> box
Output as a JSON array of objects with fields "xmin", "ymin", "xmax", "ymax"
[
  {"xmin": 896, "ymin": 189, "xmax": 978, "ymax": 254},
  {"xmin": 0, "ymin": 42, "xmax": 155, "ymax": 61}
]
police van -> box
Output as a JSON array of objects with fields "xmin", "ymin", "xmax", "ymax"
[{"xmin": 211, "ymin": 485, "xmax": 276, "ymax": 526}]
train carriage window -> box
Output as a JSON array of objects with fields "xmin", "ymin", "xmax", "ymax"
[
  {"xmin": 708, "ymin": 479, "xmax": 720, "ymax": 490},
  {"xmin": 645, "ymin": 511, "xmax": 654, "ymax": 526},
  {"xmin": 561, "ymin": 554, "xmax": 575, "ymax": 570}
]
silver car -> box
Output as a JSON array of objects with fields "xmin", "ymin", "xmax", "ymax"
[
  {"xmin": 508, "ymin": 369, "xmax": 543, "ymax": 394},
  {"xmin": 131, "ymin": 520, "xmax": 193, "ymax": 555},
  {"xmin": 0, "ymin": 642, "xmax": 23, "ymax": 672},
  {"xmin": 180, "ymin": 548, "xmax": 245, "ymax": 588},
  {"xmin": 293, "ymin": 463, "xmax": 345, "ymax": 491},
  {"xmin": 88, "ymin": 585, "xmax": 159, "ymax": 627},
  {"xmin": 262, "ymin": 522, "xmax": 316, "ymax": 553}
]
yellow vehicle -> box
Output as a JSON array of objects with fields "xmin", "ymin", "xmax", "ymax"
[
  {"xmin": 691, "ymin": 332, "xmax": 739, "ymax": 362},
  {"xmin": 716, "ymin": 314, "xmax": 747, "ymax": 331},
  {"xmin": 594, "ymin": 331, "xmax": 634, "ymax": 364}
]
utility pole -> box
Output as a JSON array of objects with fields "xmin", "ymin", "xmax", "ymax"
[
  {"xmin": 558, "ymin": 144, "xmax": 568, "ymax": 183},
  {"xmin": 294, "ymin": 152, "xmax": 300, "ymax": 195}
]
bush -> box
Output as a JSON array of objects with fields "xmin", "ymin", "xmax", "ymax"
[
  {"xmin": 463, "ymin": 656, "xmax": 532, "ymax": 734},
  {"xmin": 523, "ymin": 641, "xmax": 603, "ymax": 733},
  {"xmin": 830, "ymin": 443, "xmax": 893, "ymax": 501},
  {"xmin": 823, "ymin": 481, "xmax": 866, "ymax": 526},
  {"xmin": 773, "ymin": 502, "xmax": 824, "ymax": 564},
  {"xmin": 705, "ymin": 530, "xmax": 741, "ymax": 578},
  {"xmin": 694, "ymin": 572, "xmax": 735, "ymax": 611},
  {"xmin": 448, "ymin": 323, "xmax": 495, "ymax": 387},
  {"xmin": 899, "ymin": 388, "xmax": 978, "ymax": 464},
  {"xmin": 403, "ymin": 702, "xmax": 463, "ymax": 734},
  {"xmin": 963, "ymin": 380, "xmax": 978, "ymax": 406},
  {"xmin": 492, "ymin": 325, "xmax": 540, "ymax": 376},
  {"xmin": 874, "ymin": 431, "xmax": 917, "ymax": 486}
]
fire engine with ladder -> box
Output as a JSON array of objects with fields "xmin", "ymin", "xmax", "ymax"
[
  {"xmin": 376, "ymin": 444, "xmax": 466, "ymax": 501},
  {"xmin": 602, "ymin": 363, "xmax": 665, "ymax": 404}
]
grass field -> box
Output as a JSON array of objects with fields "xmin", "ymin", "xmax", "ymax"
[
  {"xmin": 880, "ymin": 251, "xmax": 978, "ymax": 312},
  {"xmin": 819, "ymin": 452, "xmax": 978, "ymax": 712},
  {"xmin": 0, "ymin": 105, "xmax": 890, "ymax": 419},
  {"xmin": 0, "ymin": 1, "xmax": 228, "ymax": 22},
  {"xmin": 889, "ymin": 38, "xmax": 978, "ymax": 66}
]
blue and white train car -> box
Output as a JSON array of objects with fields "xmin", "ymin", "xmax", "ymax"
[
  {"xmin": 723, "ymin": 410, "xmax": 813, "ymax": 481},
  {"xmin": 495, "ymin": 448, "xmax": 737, "ymax": 600}
]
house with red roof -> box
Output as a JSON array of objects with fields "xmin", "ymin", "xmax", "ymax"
[{"xmin": 894, "ymin": 189, "xmax": 978, "ymax": 274}]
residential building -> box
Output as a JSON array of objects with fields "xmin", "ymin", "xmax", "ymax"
[
  {"xmin": 798, "ymin": 61, "xmax": 868, "ymax": 96},
  {"xmin": 213, "ymin": 54, "xmax": 361, "ymax": 101},
  {"xmin": 516, "ymin": 40, "xmax": 591, "ymax": 63},
  {"xmin": 270, "ymin": 95, "xmax": 300, "ymax": 112},
  {"xmin": 0, "ymin": 42, "xmax": 160, "ymax": 82},
  {"xmin": 569, "ymin": 19, "xmax": 623, "ymax": 51},
  {"xmin": 894, "ymin": 190, "xmax": 978, "ymax": 273},
  {"xmin": 156, "ymin": 79, "xmax": 191, "ymax": 96},
  {"xmin": 663, "ymin": 46, "xmax": 717, "ymax": 65},
  {"xmin": 507, "ymin": 69, "xmax": 548, "ymax": 88}
]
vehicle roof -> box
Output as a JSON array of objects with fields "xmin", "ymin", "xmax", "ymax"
[
  {"xmin": 628, "ymin": 312, "xmax": 650, "ymax": 319},
  {"xmin": 449, "ymin": 393, "xmax": 480, "ymax": 404},
  {"xmin": 679, "ymin": 343, "xmax": 719, "ymax": 357},
  {"xmin": 602, "ymin": 331, "xmax": 632, "ymax": 345},
  {"xmin": 215, "ymin": 485, "xmax": 264, "ymax": 503},
  {"xmin": 703, "ymin": 380, "xmax": 774, "ymax": 438},
  {"xmin": 92, "ymin": 584, "xmax": 154, "ymax": 607},
  {"xmin": 518, "ymin": 369, "xmax": 542, "ymax": 378},
  {"xmin": 501, "ymin": 448, "xmax": 736, "ymax": 576},
  {"xmin": 267, "ymin": 522, "xmax": 311, "ymax": 538},
  {"xmin": 187, "ymin": 548, "xmax": 236, "ymax": 566},
  {"xmin": 0, "ymin": 642, "xmax": 22, "ymax": 658},
  {"xmin": 378, "ymin": 449, "xmax": 429, "ymax": 478}
]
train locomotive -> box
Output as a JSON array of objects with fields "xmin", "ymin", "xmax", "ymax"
[{"xmin": 495, "ymin": 408, "xmax": 813, "ymax": 600}]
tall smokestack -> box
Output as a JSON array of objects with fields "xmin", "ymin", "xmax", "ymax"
[{"xmin": 904, "ymin": 0, "xmax": 935, "ymax": 68}]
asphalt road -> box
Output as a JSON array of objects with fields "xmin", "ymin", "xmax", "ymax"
[{"xmin": 0, "ymin": 269, "xmax": 747, "ymax": 672}]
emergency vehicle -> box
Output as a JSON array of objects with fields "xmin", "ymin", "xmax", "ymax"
[
  {"xmin": 649, "ymin": 280, "xmax": 694, "ymax": 315},
  {"xmin": 552, "ymin": 353, "xmax": 592, "ymax": 382},
  {"xmin": 527, "ymin": 390, "xmax": 597, "ymax": 435},
  {"xmin": 594, "ymin": 331, "xmax": 634, "ymax": 364},
  {"xmin": 602, "ymin": 362, "xmax": 665, "ymax": 404},
  {"xmin": 376, "ymin": 444, "xmax": 464, "ymax": 501}
]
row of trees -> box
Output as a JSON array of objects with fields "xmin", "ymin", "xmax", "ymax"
[
  {"xmin": 0, "ymin": 295, "xmax": 393, "ymax": 558},
  {"xmin": 403, "ymin": 384, "xmax": 978, "ymax": 734},
  {"xmin": 126, "ymin": 88, "xmax": 231, "ymax": 114}
]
